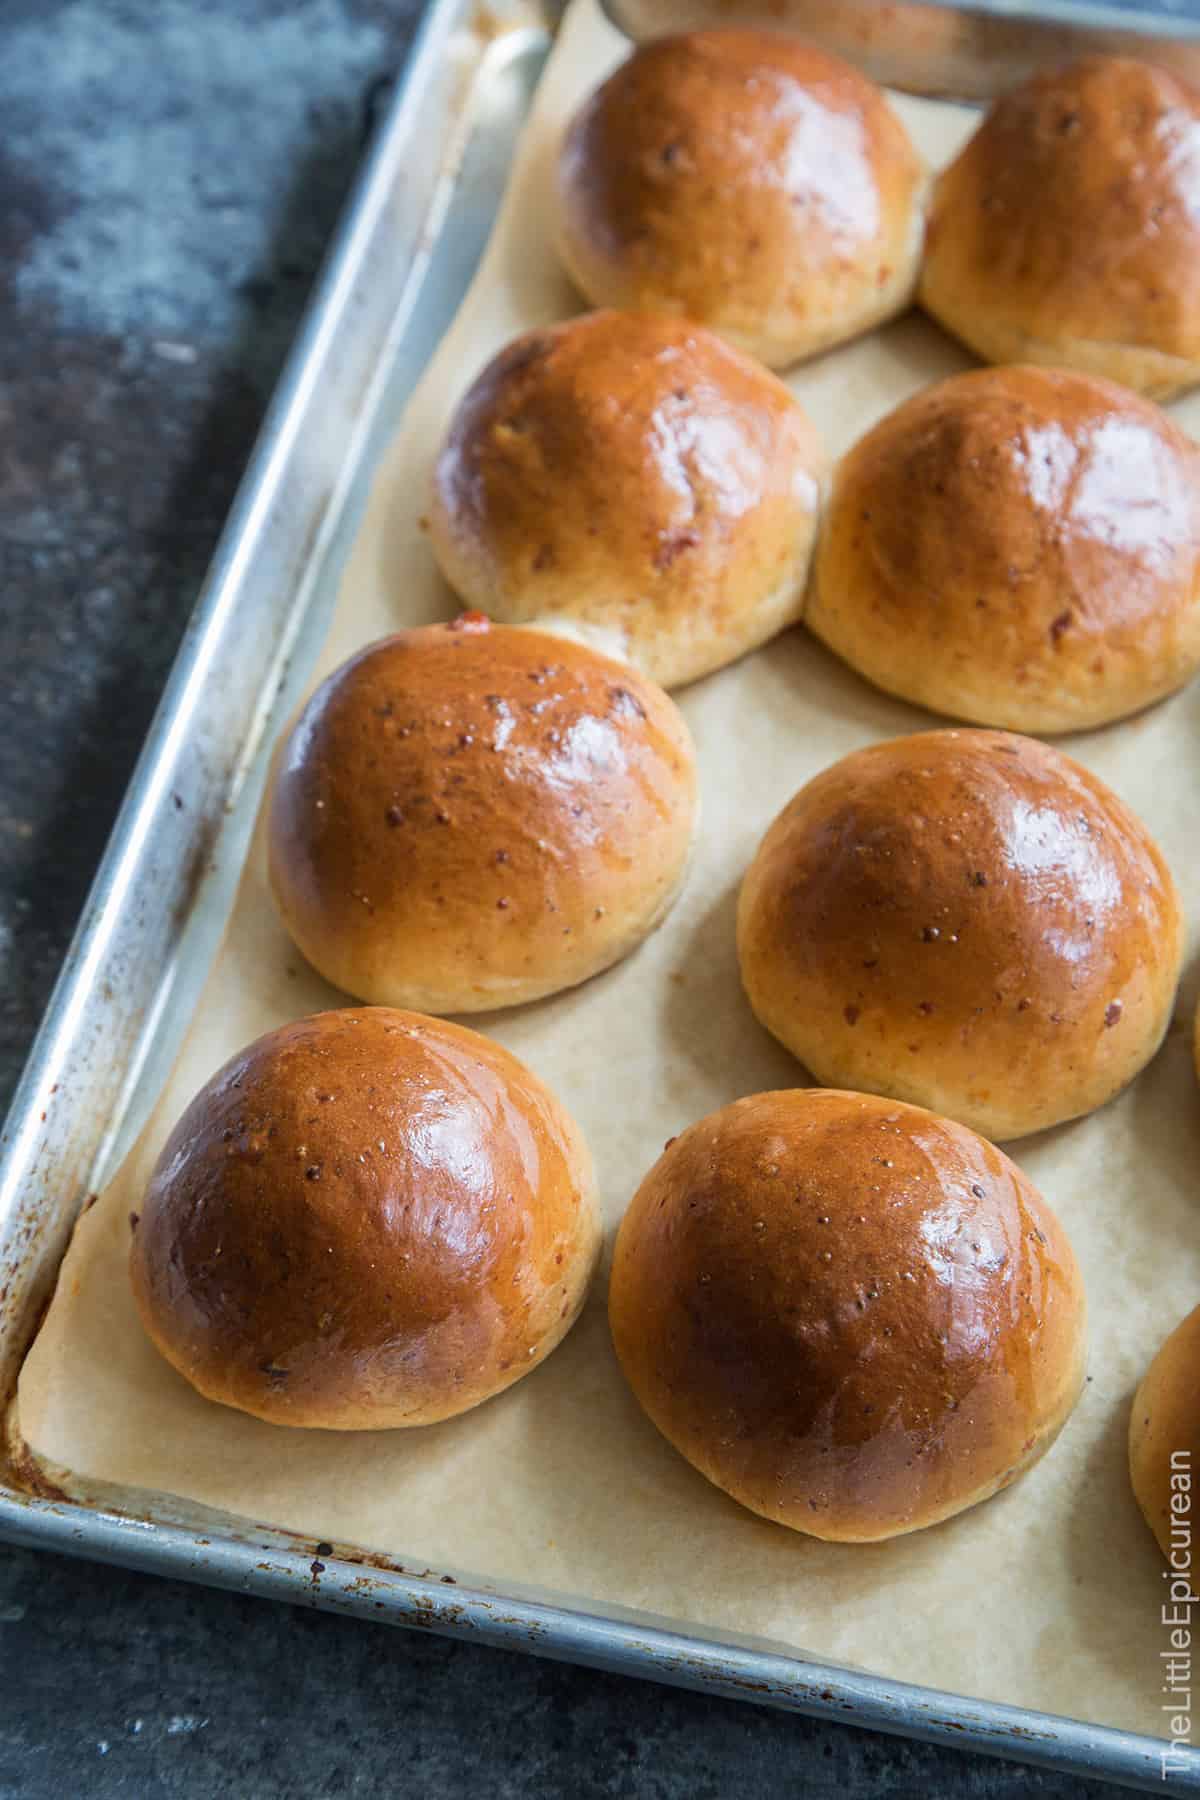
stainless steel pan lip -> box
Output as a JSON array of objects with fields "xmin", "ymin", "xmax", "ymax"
[
  {"xmin": 0, "ymin": 1480, "xmax": 1189, "ymax": 1792},
  {"xmin": 0, "ymin": 2, "xmax": 1195, "ymax": 1786},
  {"xmin": 0, "ymin": 0, "xmax": 537, "ymax": 1400}
]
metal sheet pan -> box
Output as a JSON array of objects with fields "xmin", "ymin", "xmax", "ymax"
[
  {"xmin": 2, "ymin": 1, "xmax": 1198, "ymax": 1787},
  {"xmin": 601, "ymin": 0, "xmax": 1200, "ymax": 98}
]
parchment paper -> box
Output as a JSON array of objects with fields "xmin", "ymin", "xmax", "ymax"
[{"xmin": 16, "ymin": 0, "xmax": 1200, "ymax": 1738}]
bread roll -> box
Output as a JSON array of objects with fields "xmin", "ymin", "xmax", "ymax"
[
  {"xmin": 737, "ymin": 729, "xmax": 1183, "ymax": 1140},
  {"xmin": 130, "ymin": 1007, "xmax": 600, "ymax": 1429},
  {"xmin": 808, "ymin": 365, "xmax": 1200, "ymax": 733},
  {"xmin": 267, "ymin": 616, "xmax": 697, "ymax": 1012},
  {"xmin": 603, "ymin": 1, "xmax": 1048, "ymax": 101},
  {"xmin": 610, "ymin": 1088, "xmax": 1086, "ymax": 1541},
  {"xmin": 427, "ymin": 310, "xmax": 823, "ymax": 689},
  {"xmin": 1130, "ymin": 1305, "xmax": 1200, "ymax": 1561},
  {"xmin": 920, "ymin": 58, "xmax": 1200, "ymax": 400},
  {"xmin": 554, "ymin": 33, "xmax": 927, "ymax": 369}
]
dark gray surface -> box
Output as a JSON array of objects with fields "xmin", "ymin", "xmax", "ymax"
[{"xmin": 0, "ymin": 3, "xmax": 1129, "ymax": 1794}]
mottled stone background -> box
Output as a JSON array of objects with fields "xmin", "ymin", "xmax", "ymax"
[{"xmin": 0, "ymin": 2, "xmax": 1158, "ymax": 1791}]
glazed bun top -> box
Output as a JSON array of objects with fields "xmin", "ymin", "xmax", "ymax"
[
  {"xmin": 610, "ymin": 1087, "xmax": 1086, "ymax": 1542},
  {"xmin": 555, "ymin": 33, "xmax": 927, "ymax": 367},
  {"xmin": 920, "ymin": 57, "xmax": 1200, "ymax": 399},
  {"xmin": 602, "ymin": 1, "xmax": 1028, "ymax": 101},
  {"xmin": 130, "ymin": 1007, "xmax": 600, "ymax": 1430},
  {"xmin": 427, "ymin": 310, "xmax": 823, "ymax": 689},
  {"xmin": 1131, "ymin": 1303, "xmax": 1200, "ymax": 1559},
  {"xmin": 267, "ymin": 616, "xmax": 698, "ymax": 1013},
  {"xmin": 736, "ymin": 729, "xmax": 1184, "ymax": 1141},
  {"xmin": 808, "ymin": 364, "xmax": 1200, "ymax": 733}
]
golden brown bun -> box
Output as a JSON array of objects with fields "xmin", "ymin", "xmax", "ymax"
[
  {"xmin": 554, "ymin": 34, "xmax": 927, "ymax": 369},
  {"xmin": 737, "ymin": 730, "xmax": 1183, "ymax": 1140},
  {"xmin": 610, "ymin": 1088, "xmax": 1086, "ymax": 1541},
  {"xmin": 130, "ymin": 1008, "xmax": 600, "ymax": 1429},
  {"xmin": 427, "ymin": 311, "xmax": 823, "ymax": 689},
  {"xmin": 920, "ymin": 58, "xmax": 1200, "ymax": 400},
  {"xmin": 603, "ymin": 1, "xmax": 1048, "ymax": 102},
  {"xmin": 1130, "ymin": 1305, "xmax": 1200, "ymax": 1560},
  {"xmin": 267, "ymin": 617, "xmax": 697, "ymax": 1013},
  {"xmin": 808, "ymin": 365, "xmax": 1200, "ymax": 734}
]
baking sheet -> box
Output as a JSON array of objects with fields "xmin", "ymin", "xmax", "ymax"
[{"xmin": 14, "ymin": 0, "xmax": 1200, "ymax": 1740}]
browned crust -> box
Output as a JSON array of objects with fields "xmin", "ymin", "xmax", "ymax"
[
  {"xmin": 267, "ymin": 616, "xmax": 698, "ymax": 1011},
  {"xmin": 808, "ymin": 364, "xmax": 1200, "ymax": 733},
  {"xmin": 610, "ymin": 1087, "xmax": 1086, "ymax": 1541},
  {"xmin": 1130, "ymin": 1303, "xmax": 1200, "ymax": 1561},
  {"xmin": 920, "ymin": 57, "xmax": 1200, "ymax": 399},
  {"xmin": 427, "ymin": 311, "xmax": 824, "ymax": 688},
  {"xmin": 736, "ymin": 729, "xmax": 1184, "ymax": 1140},
  {"xmin": 129, "ymin": 1007, "xmax": 600, "ymax": 1430},
  {"xmin": 556, "ymin": 33, "xmax": 927, "ymax": 366}
]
